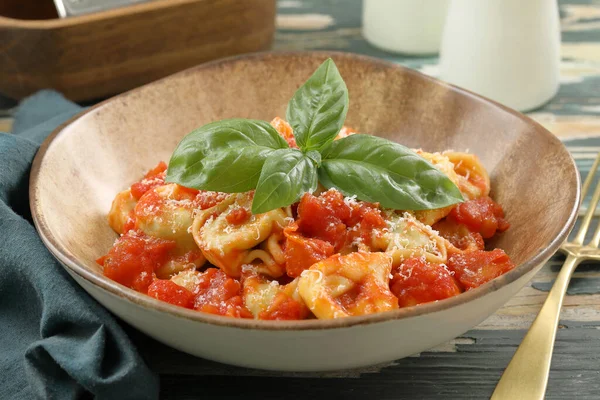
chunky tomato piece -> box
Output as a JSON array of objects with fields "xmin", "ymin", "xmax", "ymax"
[
  {"xmin": 346, "ymin": 203, "xmax": 387, "ymax": 247},
  {"xmin": 432, "ymin": 219, "xmax": 485, "ymax": 252},
  {"xmin": 259, "ymin": 292, "xmax": 308, "ymax": 320},
  {"xmin": 193, "ymin": 268, "xmax": 252, "ymax": 318},
  {"xmin": 130, "ymin": 161, "xmax": 167, "ymax": 200},
  {"xmin": 449, "ymin": 196, "xmax": 509, "ymax": 239},
  {"xmin": 284, "ymin": 190, "xmax": 386, "ymax": 278},
  {"xmin": 98, "ymin": 231, "xmax": 177, "ymax": 293},
  {"xmin": 296, "ymin": 190, "xmax": 386, "ymax": 251},
  {"xmin": 297, "ymin": 191, "xmax": 349, "ymax": 250},
  {"xmin": 283, "ymin": 224, "xmax": 334, "ymax": 277},
  {"xmin": 148, "ymin": 280, "xmax": 195, "ymax": 308},
  {"xmin": 447, "ymin": 249, "xmax": 515, "ymax": 290},
  {"xmin": 226, "ymin": 207, "xmax": 250, "ymax": 225},
  {"xmin": 390, "ymin": 258, "xmax": 462, "ymax": 307}
]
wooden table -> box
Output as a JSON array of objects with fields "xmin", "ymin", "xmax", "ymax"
[{"xmin": 3, "ymin": 0, "xmax": 600, "ymax": 398}]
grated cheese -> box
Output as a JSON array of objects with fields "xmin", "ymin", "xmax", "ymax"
[
  {"xmin": 241, "ymin": 264, "xmax": 257, "ymax": 274},
  {"xmin": 343, "ymin": 195, "xmax": 358, "ymax": 207},
  {"xmin": 253, "ymin": 225, "xmax": 261, "ymax": 241}
]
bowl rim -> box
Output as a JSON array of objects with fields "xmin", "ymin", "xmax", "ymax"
[{"xmin": 30, "ymin": 50, "xmax": 581, "ymax": 331}]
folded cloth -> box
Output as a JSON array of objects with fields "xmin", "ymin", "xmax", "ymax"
[{"xmin": 0, "ymin": 91, "xmax": 159, "ymax": 400}]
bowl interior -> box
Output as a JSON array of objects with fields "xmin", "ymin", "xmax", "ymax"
[{"xmin": 31, "ymin": 52, "xmax": 579, "ymax": 327}]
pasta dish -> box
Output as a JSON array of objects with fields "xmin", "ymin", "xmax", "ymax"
[
  {"xmin": 97, "ymin": 58, "xmax": 514, "ymax": 320},
  {"xmin": 97, "ymin": 117, "xmax": 513, "ymax": 320}
]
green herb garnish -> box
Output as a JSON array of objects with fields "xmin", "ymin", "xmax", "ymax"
[{"xmin": 166, "ymin": 58, "xmax": 463, "ymax": 214}]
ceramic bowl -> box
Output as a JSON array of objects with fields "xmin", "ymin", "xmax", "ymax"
[{"xmin": 30, "ymin": 52, "xmax": 580, "ymax": 371}]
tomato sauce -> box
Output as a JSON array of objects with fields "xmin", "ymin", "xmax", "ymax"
[
  {"xmin": 348, "ymin": 204, "xmax": 387, "ymax": 247},
  {"xmin": 390, "ymin": 258, "xmax": 462, "ymax": 307},
  {"xmin": 338, "ymin": 284, "xmax": 361, "ymax": 311},
  {"xmin": 98, "ymin": 230, "xmax": 176, "ymax": 293},
  {"xmin": 296, "ymin": 191, "xmax": 349, "ymax": 250},
  {"xmin": 192, "ymin": 268, "xmax": 252, "ymax": 318},
  {"xmin": 295, "ymin": 190, "xmax": 386, "ymax": 251},
  {"xmin": 335, "ymin": 270, "xmax": 398, "ymax": 316},
  {"xmin": 259, "ymin": 292, "xmax": 308, "ymax": 320},
  {"xmin": 133, "ymin": 187, "xmax": 164, "ymax": 220},
  {"xmin": 130, "ymin": 161, "xmax": 167, "ymax": 200},
  {"xmin": 226, "ymin": 207, "xmax": 250, "ymax": 225},
  {"xmin": 449, "ymin": 196, "xmax": 509, "ymax": 239},
  {"xmin": 148, "ymin": 280, "xmax": 195, "ymax": 308},
  {"xmin": 447, "ymin": 249, "xmax": 515, "ymax": 290},
  {"xmin": 432, "ymin": 219, "xmax": 485, "ymax": 252},
  {"xmin": 283, "ymin": 223, "xmax": 334, "ymax": 278},
  {"xmin": 283, "ymin": 190, "xmax": 386, "ymax": 277}
]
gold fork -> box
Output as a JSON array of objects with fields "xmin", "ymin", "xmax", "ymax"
[{"xmin": 491, "ymin": 152, "xmax": 600, "ymax": 400}]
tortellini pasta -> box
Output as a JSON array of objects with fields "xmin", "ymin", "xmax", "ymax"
[
  {"xmin": 298, "ymin": 252, "xmax": 398, "ymax": 319},
  {"xmin": 243, "ymin": 275, "xmax": 308, "ymax": 319},
  {"xmin": 445, "ymin": 152, "xmax": 490, "ymax": 200},
  {"xmin": 134, "ymin": 184, "xmax": 206, "ymax": 277},
  {"xmin": 192, "ymin": 193, "xmax": 290, "ymax": 278},
  {"xmin": 411, "ymin": 150, "xmax": 491, "ymax": 225},
  {"xmin": 412, "ymin": 150, "xmax": 460, "ymax": 225},
  {"xmin": 371, "ymin": 212, "xmax": 448, "ymax": 266},
  {"xmin": 107, "ymin": 189, "xmax": 137, "ymax": 234},
  {"xmin": 135, "ymin": 184, "xmax": 198, "ymax": 252}
]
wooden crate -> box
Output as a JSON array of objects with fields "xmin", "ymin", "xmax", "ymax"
[{"xmin": 0, "ymin": 0, "xmax": 276, "ymax": 101}]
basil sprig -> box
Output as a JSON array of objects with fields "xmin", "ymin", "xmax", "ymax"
[
  {"xmin": 166, "ymin": 58, "xmax": 463, "ymax": 214},
  {"xmin": 286, "ymin": 58, "xmax": 348, "ymax": 152}
]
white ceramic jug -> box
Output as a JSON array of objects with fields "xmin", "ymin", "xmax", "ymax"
[
  {"xmin": 439, "ymin": 0, "xmax": 561, "ymax": 112},
  {"xmin": 362, "ymin": 0, "xmax": 449, "ymax": 55}
]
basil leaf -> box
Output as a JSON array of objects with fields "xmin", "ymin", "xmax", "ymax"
[
  {"xmin": 319, "ymin": 134, "xmax": 464, "ymax": 210},
  {"xmin": 286, "ymin": 58, "xmax": 349, "ymax": 152},
  {"xmin": 166, "ymin": 119, "xmax": 288, "ymax": 192},
  {"xmin": 305, "ymin": 150, "xmax": 322, "ymax": 166},
  {"xmin": 252, "ymin": 149, "xmax": 318, "ymax": 214}
]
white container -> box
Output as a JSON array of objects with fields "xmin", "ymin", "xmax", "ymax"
[
  {"xmin": 439, "ymin": 0, "xmax": 561, "ymax": 112},
  {"xmin": 362, "ymin": 0, "xmax": 449, "ymax": 55}
]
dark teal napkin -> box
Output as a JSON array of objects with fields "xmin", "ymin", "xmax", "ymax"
[{"xmin": 0, "ymin": 91, "xmax": 159, "ymax": 400}]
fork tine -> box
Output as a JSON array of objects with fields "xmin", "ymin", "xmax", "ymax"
[
  {"xmin": 589, "ymin": 208, "xmax": 600, "ymax": 248},
  {"xmin": 587, "ymin": 169, "xmax": 600, "ymax": 247},
  {"xmin": 572, "ymin": 152, "xmax": 600, "ymax": 245}
]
